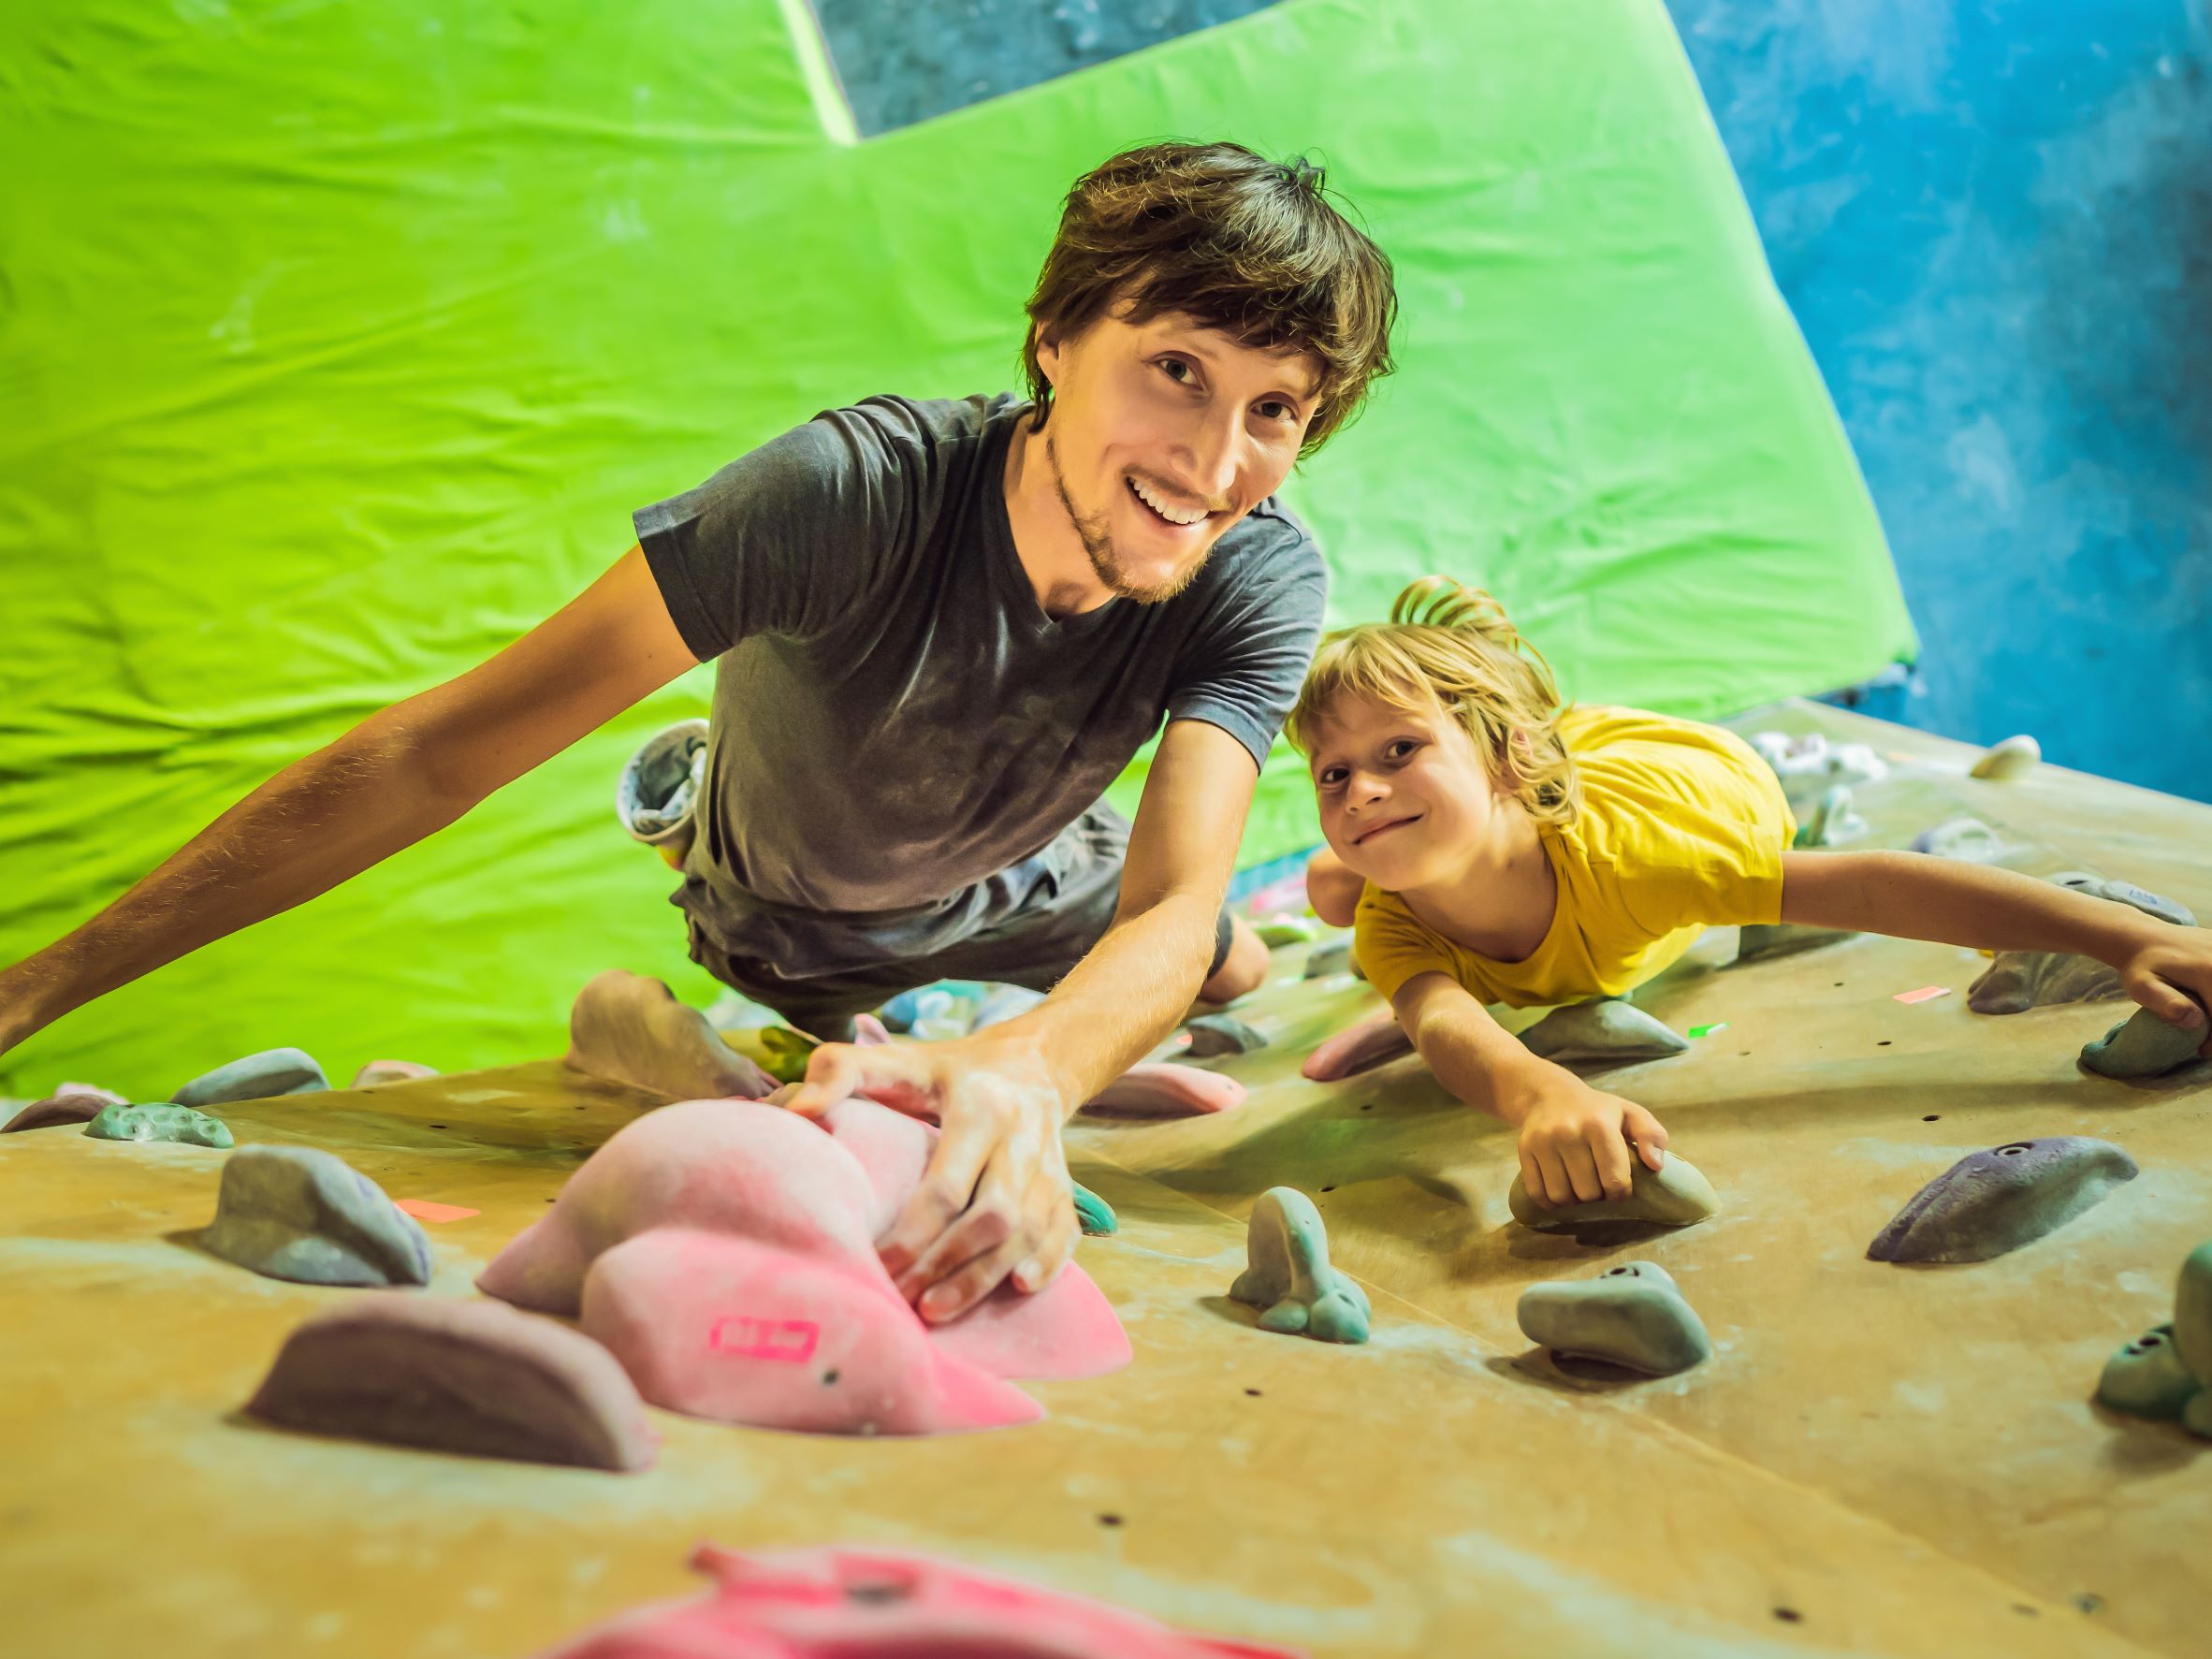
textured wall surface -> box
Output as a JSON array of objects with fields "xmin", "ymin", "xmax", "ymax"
[{"xmin": 1668, "ymin": 0, "xmax": 2212, "ymax": 798}]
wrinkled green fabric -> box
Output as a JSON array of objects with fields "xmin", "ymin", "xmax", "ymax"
[{"xmin": 0, "ymin": 0, "xmax": 1912, "ymax": 1096}]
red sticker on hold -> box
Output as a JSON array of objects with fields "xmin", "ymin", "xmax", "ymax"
[
  {"xmin": 1892, "ymin": 985, "xmax": 1951, "ymax": 1005},
  {"xmin": 394, "ymin": 1198, "xmax": 479, "ymax": 1223},
  {"xmin": 709, "ymin": 1315, "xmax": 821, "ymax": 1362}
]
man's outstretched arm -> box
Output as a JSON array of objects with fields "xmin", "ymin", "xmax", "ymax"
[
  {"xmin": 786, "ymin": 716, "xmax": 1259, "ymax": 1319},
  {"xmin": 0, "ymin": 546, "xmax": 697, "ymax": 1061}
]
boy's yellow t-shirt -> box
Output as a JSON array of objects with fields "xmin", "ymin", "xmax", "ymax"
[{"xmin": 1353, "ymin": 706, "xmax": 1797, "ymax": 1009}]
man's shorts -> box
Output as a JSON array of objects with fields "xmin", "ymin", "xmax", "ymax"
[{"xmin": 679, "ymin": 804, "xmax": 1236, "ymax": 1041}]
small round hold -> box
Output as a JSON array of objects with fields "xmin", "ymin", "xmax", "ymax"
[{"xmin": 1970, "ymin": 735, "xmax": 2040, "ymax": 780}]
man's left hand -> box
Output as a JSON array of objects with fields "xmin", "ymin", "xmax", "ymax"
[{"xmin": 780, "ymin": 1030, "xmax": 1079, "ymax": 1322}]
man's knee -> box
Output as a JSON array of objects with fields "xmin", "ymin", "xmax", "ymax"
[{"xmin": 1201, "ymin": 915, "xmax": 1269, "ymax": 1003}]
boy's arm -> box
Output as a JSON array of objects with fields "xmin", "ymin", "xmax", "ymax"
[
  {"xmin": 1780, "ymin": 851, "xmax": 2212, "ymax": 1042},
  {"xmin": 1305, "ymin": 847, "xmax": 1363, "ymax": 928},
  {"xmin": 1392, "ymin": 971, "xmax": 1668, "ymax": 1204},
  {"xmin": 0, "ymin": 546, "xmax": 698, "ymax": 1061}
]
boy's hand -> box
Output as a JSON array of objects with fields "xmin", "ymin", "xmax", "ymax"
[
  {"xmin": 1508, "ymin": 1073, "xmax": 1669, "ymax": 1209},
  {"xmin": 2115, "ymin": 924, "xmax": 2212, "ymax": 1056}
]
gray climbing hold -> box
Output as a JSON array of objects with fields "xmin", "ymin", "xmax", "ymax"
[
  {"xmin": 1184, "ymin": 1014, "xmax": 1266, "ymax": 1057},
  {"xmin": 1519, "ymin": 999, "xmax": 1688, "ymax": 1068},
  {"xmin": 4, "ymin": 1084, "xmax": 125, "ymax": 1134},
  {"xmin": 202, "ymin": 1144, "xmax": 431, "ymax": 1288},
  {"xmin": 2176, "ymin": 1241, "xmax": 2212, "ymax": 1387},
  {"xmin": 1911, "ymin": 816, "xmax": 2003, "ymax": 863},
  {"xmin": 1229, "ymin": 1186, "xmax": 1371, "ymax": 1344},
  {"xmin": 83, "ymin": 1102, "xmax": 234, "ymax": 1149},
  {"xmin": 173, "ymin": 1047, "xmax": 327, "ymax": 1108},
  {"xmin": 1303, "ymin": 939, "xmax": 1356, "ymax": 980},
  {"xmin": 2080, "ymin": 1006, "xmax": 2206, "ymax": 1080},
  {"xmin": 2096, "ymin": 1324, "xmax": 2201, "ymax": 1421},
  {"xmin": 1969, "ymin": 734, "xmax": 2040, "ymax": 780},
  {"xmin": 1517, "ymin": 1260, "xmax": 1711, "ymax": 1376},
  {"xmin": 1071, "ymin": 1183, "xmax": 1117, "ymax": 1238},
  {"xmin": 1973, "ymin": 876, "xmax": 2196, "ymax": 1015},
  {"xmin": 2184, "ymin": 1389, "xmax": 2212, "ymax": 1441},
  {"xmin": 1793, "ymin": 784, "xmax": 1867, "ymax": 849},
  {"xmin": 970, "ymin": 984, "xmax": 1045, "ymax": 1031},
  {"xmin": 1508, "ymin": 1154, "xmax": 1721, "ymax": 1231},
  {"xmin": 1734, "ymin": 922, "xmax": 1856, "ymax": 964},
  {"xmin": 2050, "ymin": 872, "xmax": 2195, "ymax": 928},
  {"xmin": 1867, "ymin": 1138, "xmax": 2137, "ymax": 1264}
]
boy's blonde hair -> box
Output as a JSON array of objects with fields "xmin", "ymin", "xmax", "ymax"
[{"xmin": 1288, "ymin": 577, "xmax": 1580, "ymax": 828}]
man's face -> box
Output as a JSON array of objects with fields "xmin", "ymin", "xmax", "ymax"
[{"xmin": 1034, "ymin": 306, "xmax": 1321, "ymax": 603}]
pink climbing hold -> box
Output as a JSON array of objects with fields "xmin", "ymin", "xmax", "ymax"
[
  {"xmin": 1302, "ymin": 1012, "xmax": 1415, "ymax": 1082},
  {"xmin": 536, "ymin": 1542, "xmax": 1305, "ymax": 1658},
  {"xmin": 3, "ymin": 1083, "xmax": 126, "ymax": 1134},
  {"xmin": 477, "ymin": 1097, "xmax": 1129, "ymax": 1437},
  {"xmin": 1081, "ymin": 1062, "xmax": 1247, "ymax": 1117}
]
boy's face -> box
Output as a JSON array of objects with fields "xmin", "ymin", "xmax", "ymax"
[
  {"xmin": 1034, "ymin": 305, "xmax": 1321, "ymax": 603},
  {"xmin": 1307, "ymin": 692, "xmax": 1513, "ymax": 890}
]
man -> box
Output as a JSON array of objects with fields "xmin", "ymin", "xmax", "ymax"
[{"xmin": 0, "ymin": 141, "xmax": 1397, "ymax": 1322}]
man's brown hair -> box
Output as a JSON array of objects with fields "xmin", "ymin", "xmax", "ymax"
[{"xmin": 1022, "ymin": 141, "xmax": 1397, "ymax": 457}]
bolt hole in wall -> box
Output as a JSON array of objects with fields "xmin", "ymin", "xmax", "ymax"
[{"xmin": 809, "ymin": 0, "xmax": 2211, "ymax": 799}]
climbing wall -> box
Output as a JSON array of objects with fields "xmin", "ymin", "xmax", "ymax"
[{"xmin": 3, "ymin": 700, "xmax": 2205, "ymax": 1658}]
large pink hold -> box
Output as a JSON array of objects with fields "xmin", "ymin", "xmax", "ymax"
[
  {"xmin": 478, "ymin": 1098, "xmax": 1129, "ymax": 1437},
  {"xmin": 538, "ymin": 1542, "xmax": 1304, "ymax": 1658}
]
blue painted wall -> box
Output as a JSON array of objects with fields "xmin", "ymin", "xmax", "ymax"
[{"xmin": 1667, "ymin": 0, "xmax": 2212, "ymax": 799}]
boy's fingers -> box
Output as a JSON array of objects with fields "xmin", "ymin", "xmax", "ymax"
[
  {"xmin": 1561, "ymin": 1142, "xmax": 1605, "ymax": 1205},
  {"xmin": 1589, "ymin": 1124, "xmax": 1634, "ymax": 1201},
  {"xmin": 1534, "ymin": 1146, "xmax": 1575, "ymax": 1209},
  {"xmin": 1520, "ymin": 1145, "xmax": 1553, "ymax": 1210},
  {"xmin": 1623, "ymin": 1104, "xmax": 1669, "ymax": 1169}
]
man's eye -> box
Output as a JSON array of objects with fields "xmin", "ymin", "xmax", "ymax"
[
  {"xmin": 1159, "ymin": 357, "xmax": 1193, "ymax": 383},
  {"xmin": 1257, "ymin": 400, "xmax": 1293, "ymax": 422}
]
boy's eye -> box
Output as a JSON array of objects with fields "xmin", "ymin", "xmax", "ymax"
[
  {"xmin": 1317, "ymin": 766, "xmax": 1346, "ymax": 788},
  {"xmin": 1386, "ymin": 739, "xmax": 1419, "ymax": 760}
]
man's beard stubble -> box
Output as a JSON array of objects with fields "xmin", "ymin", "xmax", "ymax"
[{"xmin": 1044, "ymin": 428, "xmax": 1203, "ymax": 605}]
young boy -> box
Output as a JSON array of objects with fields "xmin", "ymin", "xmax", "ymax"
[{"xmin": 1289, "ymin": 578, "xmax": 2212, "ymax": 1213}]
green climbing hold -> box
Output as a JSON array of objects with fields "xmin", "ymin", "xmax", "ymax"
[
  {"xmin": 1071, "ymin": 1183, "xmax": 1117, "ymax": 1237},
  {"xmin": 83, "ymin": 1102, "xmax": 234, "ymax": 1149},
  {"xmin": 1230, "ymin": 1186, "xmax": 1370, "ymax": 1344},
  {"xmin": 2095, "ymin": 1324, "xmax": 2200, "ymax": 1422},
  {"xmin": 756, "ymin": 1026, "xmax": 819, "ymax": 1084},
  {"xmin": 1256, "ymin": 918, "xmax": 1317, "ymax": 948}
]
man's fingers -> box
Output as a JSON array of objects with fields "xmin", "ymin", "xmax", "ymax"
[
  {"xmin": 1013, "ymin": 1199, "xmax": 1077, "ymax": 1295},
  {"xmin": 784, "ymin": 1041, "xmax": 931, "ymax": 1121},
  {"xmin": 922, "ymin": 1157, "xmax": 1075, "ymax": 1320},
  {"xmin": 1589, "ymin": 1123, "xmax": 1635, "ymax": 1201},
  {"xmin": 878, "ymin": 1099, "xmax": 1019, "ymax": 1286},
  {"xmin": 897, "ymin": 1148, "xmax": 1031, "ymax": 1313}
]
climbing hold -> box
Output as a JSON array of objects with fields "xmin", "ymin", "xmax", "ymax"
[
  {"xmin": 1508, "ymin": 1153, "xmax": 1720, "ymax": 1231},
  {"xmin": 1793, "ymin": 783, "xmax": 1867, "ymax": 849},
  {"xmin": 1229, "ymin": 1187, "xmax": 1370, "ymax": 1344},
  {"xmin": 351, "ymin": 1060, "xmax": 438, "ymax": 1087},
  {"xmin": 970, "ymin": 984, "xmax": 1045, "ymax": 1031},
  {"xmin": 173, "ymin": 1047, "xmax": 327, "ymax": 1108},
  {"xmin": 1970, "ymin": 734, "xmax": 2040, "ymax": 780},
  {"xmin": 1302, "ymin": 1012, "xmax": 1415, "ymax": 1082},
  {"xmin": 2096, "ymin": 1323, "xmax": 2201, "ymax": 1422},
  {"xmin": 2049, "ymin": 872, "xmax": 2195, "ymax": 928},
  {"xmin": 1081, "ymin": 1064, "xmax": 1246, "ymax": 1117},
  {"xmin": 1734, "ymin": 923, "xmax": 1856, "ymax": 964},
  {"xmin": 2176, "ymin": 1241, "xmax": 2212, "ymax": 1387},
  {"xmin": 2184, "ymin": 1389, "xmax": 2212, "ymax": 1441},
  {"xmin": 1517, "ymin": 1260, "xmax": 1711, "ymax": 1376},
  {"xmin": 1867, "ymin": 1138, "xmax": 2137, "ymax": 1264},
  {"xmin": 1750, "ymin": 732, "xmax": 1886, "ymax": 787},
  {"xmin": 83, "ymin": 1102, "xmax": 234, "ymax": 1149},
  {"xmin": 1183, "ymin": 1014, "xmax": 1266, "ymax": 1057},
  {"xmin": 1519, "ymin": 999, "xmax": 1689, "ymax": 1068},
  {"xmin": 2080, "ymin": 1005, "xmax": 2206, "ymax": 1080},
  {"xmin": 755, "ymin": 1026, "xmax": 819, "ymax": 1084},
  {"xmin": 202, "ymin": 1144, "xmax": 432, "ymax": 1288},
  {"xmin": 1303, "ymin": 939, "xmax": 1356, "ymax": 979},
  {"xmin": 3, "ymin": 1084, "xmax": 125, "ymax": 1134},
  {"xmin": 1911, "ymin": 816, "xmax": 2003, "ymax": 863},
  {"xmin": 1070, "ymin": 1183, "xmax": 1117, "ymax": 1238},
  {"xmin": 246, "ymin": 1295, "xmax": 658, "ymax": 1471},
  {"xmin": 1257, "ymin": 917, "xmax": 1317, "ymax": 948}
]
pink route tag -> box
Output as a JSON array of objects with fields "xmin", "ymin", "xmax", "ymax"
[
  {"xmin": 394, "ymin": 1198, "xmax": 480, "ymax": 1223},
  {"xmin": 1892, "ymin": 985, "xmax": 1951, "ymax": 1005},
  {"xmin": 709, "ymin": 1315, "xmax": 821, "ymax": 1362}
]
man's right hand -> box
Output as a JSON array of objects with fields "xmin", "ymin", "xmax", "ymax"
[{"xmin": 1507, "ymin": 1071, "xmax": 1668, "ymax": 1208}]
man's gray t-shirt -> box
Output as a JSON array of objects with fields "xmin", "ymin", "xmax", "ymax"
[{"xmin": 633, "ymin": 392, "xmax": 1326, "ymax": 978}]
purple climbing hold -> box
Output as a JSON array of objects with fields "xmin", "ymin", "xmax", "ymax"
[{"xmin": 1867, "ymin": 1138, "xmax": 2139, "ymax": 1265}]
